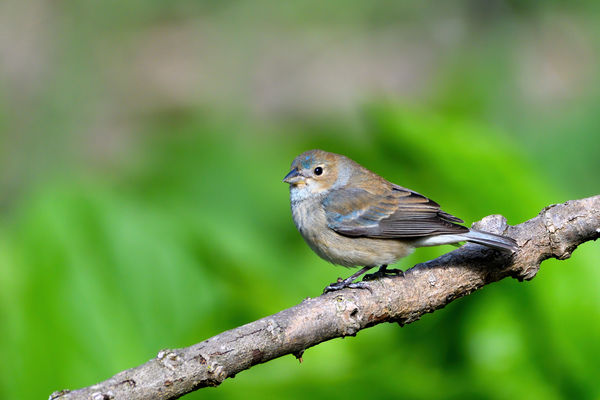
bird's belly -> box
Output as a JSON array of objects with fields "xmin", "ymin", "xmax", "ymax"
[
  {"xmin": 292, "ymin": 199, "xmax": 414, "ymax": 267},
  {"xmin": 310, "ymin": 232, "xmax": 414, "ymax": 267}
]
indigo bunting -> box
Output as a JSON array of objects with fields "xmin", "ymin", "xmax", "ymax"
[{"xmin": 283, "ymin": 149, "xmax": 517, "ymax": 292}]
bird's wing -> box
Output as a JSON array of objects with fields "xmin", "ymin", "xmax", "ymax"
[{"xmin": 322, "ymin": 185, "xmax": 468, "ymax": 238}]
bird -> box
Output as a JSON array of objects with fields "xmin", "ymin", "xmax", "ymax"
[{"xmin": 283, "ymin": 149, "xmax": 517, "ymax": 293}]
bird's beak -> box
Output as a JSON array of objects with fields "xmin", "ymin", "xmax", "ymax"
[{"xmin": 283, "ymin": 168, "xmax": 302, "ymax": 184}]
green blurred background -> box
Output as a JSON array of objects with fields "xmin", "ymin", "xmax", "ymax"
[{"xmin": 1, "ymin": 1, "xmax": 599, "ymax": 399}]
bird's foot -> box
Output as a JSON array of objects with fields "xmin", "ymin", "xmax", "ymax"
[
  {"xmin": 323, "ymin": 266, "xmax": 374, "ymax": 294},
  {"xmin": 323, "ymin": 278, "xmax": 371, "ymax": 294},
  {"xmin": 362, "ymin": 265, "xmax": 404, "ymax": 281}
]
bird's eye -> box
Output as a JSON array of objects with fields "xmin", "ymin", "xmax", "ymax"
[{"xmin": 314, "ymin": 166, "xmax": 323, "ymax": 176}]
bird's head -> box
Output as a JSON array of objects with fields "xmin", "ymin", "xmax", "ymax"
[{"xmin": 283, "ymin": 149, "xmax": 342, "ymax": 195}]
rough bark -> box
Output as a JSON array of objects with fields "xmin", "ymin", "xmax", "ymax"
[{"xmin": 50, "ymin": 195, "xmax": 600, "ymax": 400}]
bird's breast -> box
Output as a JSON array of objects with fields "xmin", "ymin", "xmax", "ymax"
[{"xmin": 290, "ymin": 194, "xmax": 329, "ymax": 247}]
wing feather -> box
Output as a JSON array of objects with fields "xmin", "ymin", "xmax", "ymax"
[{"xmin": 323, "ymin": 185, "xmax": 468, "ymax": 238}]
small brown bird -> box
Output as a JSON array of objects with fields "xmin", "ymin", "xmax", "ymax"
[{"xmin": 283, "ymin": 149, "xmax": 517, "ymax": 292}]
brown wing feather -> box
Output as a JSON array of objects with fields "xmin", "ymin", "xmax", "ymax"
[{"xmin": 323, "ymin": 185, "xmax": 468, "ymax": 238}]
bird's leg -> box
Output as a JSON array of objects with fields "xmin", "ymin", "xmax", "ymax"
[
  {"xmin": 362, "ymin": 265, "xmax": 404, "ymax": 281},
  {"xmin": 323, "ymin": 266, "xmax": 374, "ymax": 293}
]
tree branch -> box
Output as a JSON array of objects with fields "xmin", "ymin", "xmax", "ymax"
[{"xmin": 50, "ymin": 195, "xmax": 600, "ymax": 400}]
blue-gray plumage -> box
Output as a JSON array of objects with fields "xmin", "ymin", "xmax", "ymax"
[{"xmin": 283, "ymin": 149, "xmax": 517, "ymax": 292}]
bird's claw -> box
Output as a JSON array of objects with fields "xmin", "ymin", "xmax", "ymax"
[
  {"xmin": 323, "ymin": 279, "xmax": 372, "ymax": 294},
  {"xmin": 362, "ymin": 267, "xmax": 404, "ymax": 281}
]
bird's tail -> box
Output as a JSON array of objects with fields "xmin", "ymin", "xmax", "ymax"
[
  {"xmin": 461, "ymin": 229, "xmax": 517, "ymax": 252},
  {"xmin": 416, "ymin": 229, "xmax": 517, "ymax": 252}
]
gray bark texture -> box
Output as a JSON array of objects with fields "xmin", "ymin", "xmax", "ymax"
[{"xmin": 50, "ymin": 195, "xmax": 600, "ymax": 400}]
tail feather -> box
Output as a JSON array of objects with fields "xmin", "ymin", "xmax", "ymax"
[
  {"xmin": 461, "ymin": 229, "xmax": 517, "ymax": 252},
  {"xmin": 415, "ymin": 229, "xmax": 517, "ymax": 252}
]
